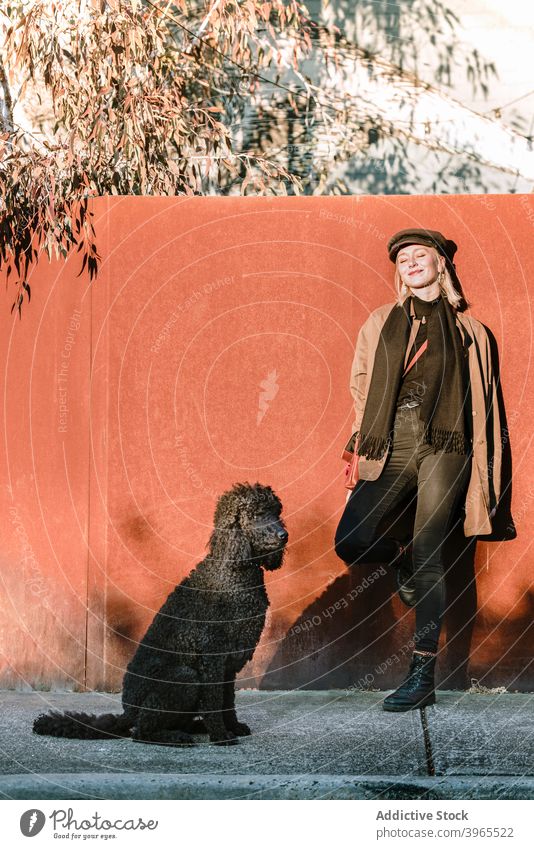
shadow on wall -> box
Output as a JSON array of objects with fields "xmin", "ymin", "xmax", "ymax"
[
  {"xmin": 261, "ymin": 496, "xmax": 477, "ymax": 691},
  {"xmin": 262, "ymin": 509, "xmax": 532, "ymax": 692}
]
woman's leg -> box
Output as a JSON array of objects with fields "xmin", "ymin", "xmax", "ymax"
[
  {"xmin": 411, "ymin": 448, "xmax": 472, "ymax": 653},
  {"xmin": 334, "ymin": 407, "xmax": 420, "ymax": 567}
]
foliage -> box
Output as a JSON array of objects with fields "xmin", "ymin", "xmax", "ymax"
[
  {"xmin": 0, "ymin": 0, "xmax": 321, "ymax": 314},
  {"xmin": 0, "ymin": 1, "xmax": 502, "ymax": 315}
]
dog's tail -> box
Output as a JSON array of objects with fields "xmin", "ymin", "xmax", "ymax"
[{"xmin": 32, "ymin": 710, "xmax": 133, "ymax": 740}]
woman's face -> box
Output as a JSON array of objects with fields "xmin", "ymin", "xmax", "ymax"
[{"xmin": 396, "ymin": 244, "xmax": 444, "ymax": 290}]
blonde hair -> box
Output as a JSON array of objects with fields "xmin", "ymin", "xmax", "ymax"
[{"xmin": 393, "ymin": 246, "xmax": 469, "ymax": 311}]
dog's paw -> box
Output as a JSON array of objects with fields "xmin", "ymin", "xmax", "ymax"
[
  {"xmin": 209, "ymin": 730, "xmax": 239, "ymax": 746},
  {"xmin": 227, "ymin": 721, "xmax": 251, "ymax": 737}
]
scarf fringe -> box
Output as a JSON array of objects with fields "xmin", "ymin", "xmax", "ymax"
[
  {"xmin": 421, "ymin": 422, "xmax": 470, "ymax": 455},
  {"xmin": 357, "ymin": 424, "xmax": 470, "ymax": 460},
  {"xmin": 357, "ymin": 432, "xmax": 392, "ymax": 461}
]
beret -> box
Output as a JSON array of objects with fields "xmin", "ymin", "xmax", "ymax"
[{"xmin": 387, "ymin": 228, "xmax": 458, "ymax": 266}]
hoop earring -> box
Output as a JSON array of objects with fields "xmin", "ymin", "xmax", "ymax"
[{"xmin": 437, "ymin": 270, "xmax": 444, "ymax": 288}]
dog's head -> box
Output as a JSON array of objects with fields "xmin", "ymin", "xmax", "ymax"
[{"xmin": 212, "ymin": 482, "xmax": 288, "ymax": 571}]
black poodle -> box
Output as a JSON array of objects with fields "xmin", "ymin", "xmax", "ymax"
[{"xmin": 33, "ymin": 482, "xmax": 288, "ymax": 746}]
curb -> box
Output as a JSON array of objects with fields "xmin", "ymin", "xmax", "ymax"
[{"xmin": 1, "ymin": 773, "xmax": 533, "ymax": 800}]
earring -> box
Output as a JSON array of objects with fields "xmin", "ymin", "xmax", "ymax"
[{"xmin": 437, "ymin": 270, "xmax": 444, "ymax": 287}]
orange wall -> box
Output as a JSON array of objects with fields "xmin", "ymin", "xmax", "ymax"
[{"xmin": 0, "ymin": 195, "xmax": 532, "ymax": 692}]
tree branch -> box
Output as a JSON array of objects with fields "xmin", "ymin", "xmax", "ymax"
[{"xmin": 0, "ymin": 57, "xmax": 13, "ymax": 132}]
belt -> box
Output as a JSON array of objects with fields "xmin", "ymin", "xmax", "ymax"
[{"xmin": 398, "ymin": 399, "xmax": 421, "ymax": 410}]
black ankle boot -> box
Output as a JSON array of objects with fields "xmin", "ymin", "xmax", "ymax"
[
  {"xmin": 391, "ymin": 541, "xmax": 416, "ymax": 607},
  {"xmin": 382, "ymin": 651, "xmax": 437, "ymax": 712}
]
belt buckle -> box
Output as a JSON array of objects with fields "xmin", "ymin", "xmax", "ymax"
[{"xmin": 401, "ymin": 400, "xmax": 420, "ymax": 409}]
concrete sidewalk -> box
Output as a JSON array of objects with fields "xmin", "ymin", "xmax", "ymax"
[{"xmin": 1, "ymin": 689, "xmax": 533, "ymax": 799}]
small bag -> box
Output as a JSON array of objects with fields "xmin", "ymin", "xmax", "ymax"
[
  {"xmin": 341, "ymin": 430, "xmax": 358, "ymax": 463},
  {"xmin": 342, "ymin": 432, "xmax": 360, "ymax": 490},
  {"xmin": 341, "ymin": 337, "xmax": 428, "ymax": 490}
]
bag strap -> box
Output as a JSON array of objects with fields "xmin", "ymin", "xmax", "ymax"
[
  {"xmin": 403, "ymin": 308, "xmax": 419, "ymax": 369},
  {"xmin": 402, "ymin": 338, "xmax": 427, "ymax": 377}
]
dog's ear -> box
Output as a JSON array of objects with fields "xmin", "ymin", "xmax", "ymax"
[{"xmin": 213, "ymin": 491, "xmax": 241, "ymax": 529}]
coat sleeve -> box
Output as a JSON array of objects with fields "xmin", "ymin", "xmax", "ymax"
[
  {"xmin": 349, "ymin": 315, "xmax": 370, "ymax": 436},
  {"xmin": 348, "ymin": 305, "xmax": 395, "ymax": 436}
]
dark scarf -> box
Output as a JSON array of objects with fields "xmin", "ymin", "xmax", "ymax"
[{"xmin": 357, "ymin": 293, "xmax": 469, "ymax": 460}]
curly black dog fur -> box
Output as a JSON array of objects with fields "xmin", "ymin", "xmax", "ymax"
[{"xmin": 33, "ymin": 482, "xmax": 287, "ymax": 746}]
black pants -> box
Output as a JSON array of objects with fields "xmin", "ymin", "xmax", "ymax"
[{"xmin": 334, "ymin": 405, "xmax": 472, "ymax": 653}]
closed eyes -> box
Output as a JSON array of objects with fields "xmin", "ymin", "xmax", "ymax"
[{"xmin": 399, "ymin": 252, "xmax": 427, "ymax": 262}]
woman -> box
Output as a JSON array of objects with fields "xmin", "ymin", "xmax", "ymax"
[{"xmin": 334, "ymin": 228, "xmax": 503, "ymax": 712}]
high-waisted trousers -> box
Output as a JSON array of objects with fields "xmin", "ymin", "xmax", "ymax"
[{"xmin": 334, "ymin": 404, "xmax": 472, "ymax": 653}]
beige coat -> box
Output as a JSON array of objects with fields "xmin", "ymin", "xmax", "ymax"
[{"xmin": 348, "ymin": 301, "xmax": 502, "ymax": 537}]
